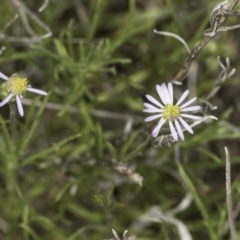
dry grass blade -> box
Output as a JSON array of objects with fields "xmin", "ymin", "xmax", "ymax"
[
  {"xmin": 224, "ymin": 147, "xmax": 238, "ymax": 240},
  {"xmin": 173, "ymin": 0, "xmax": 240, "ymax": 83}
]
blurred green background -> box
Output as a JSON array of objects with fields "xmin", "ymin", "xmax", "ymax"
[{"xmin": 0, "ymin": 0, "xmax": 240, "ymax": 239}]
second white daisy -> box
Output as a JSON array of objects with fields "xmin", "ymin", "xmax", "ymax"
[
  {"xmin": 143, "ymin": 82, "xmax": 201, "ymax": 141},
  {"xmin": 0, "ymin": 72, "xmax": 47, "ymax": 116}
]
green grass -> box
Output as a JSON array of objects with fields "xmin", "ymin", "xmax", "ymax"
[{"xmin": 0, "ymin": 0, "xmax": 240, "ymax": 239}]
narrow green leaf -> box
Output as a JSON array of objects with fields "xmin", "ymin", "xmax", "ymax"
[
  {"xmin": 18, "ymin": 93, "xmax": 51, "ymax": 155},
  {"xmin": 55, "ymin": 182, "xmax": 73, "ymax": 203},
  {"xmin": 31, "ymin": 215, "xmax": 55, "ymax": 229},
  {"xmin": 66, "ymin": 203, "xmax": 102, "ymax": 222},
  {"xmin": 0, "ymin": 115, "xmax": 12, "ymax": 151},
  {"xmin": 78, "ymin": 101, "xmax": 95, "ymax": 130},
  {"xmin": 106, "ymin": 141, "xmax": 117, "ymax": 159},
  {"xmin": 109, "ymin": 0, "xmax": 135, "ymax": 52},
  {"xmin": 88, "ymin": 0, "xmax": 106, "ymax": 40},
  {"xmin": 54, "ymin": 39, "xmax": 69, "ymax": 58},
  {"xmin": 20, "ymin": 224, "xmax": 41, "ymax": 240},
  {"xmin": 95, "ymin": 123, "xmax": 103, "ymax": 158},
  {"xmin": 178, "ymin": 165, "xmax": 218, "ymax": 240},
  {"xmin": 68, "ymin": 229, "xmax": 85, "ymax": 240},
  {"xmin": 119, "ymin": 131, "xmax": 140, "ymax": 157},
  {"xmin": 22, "ymin": 205, "xmax": 30, "ymax": 240},
  {"xmin": 23, "ymin": 132, "xmax": 82, "ymax": 165},
  {"xmin": 196, "ymin": 147, "xmax": 222, "ymax": 164}
]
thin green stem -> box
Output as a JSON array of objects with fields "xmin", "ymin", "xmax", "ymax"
[
  {"xmin": 8, "ymin": 103, "xmax": 23, "ymax": 198},
  {"xmin": 9, "ymin": 103, "xmax": 16, "ymax": 140}
]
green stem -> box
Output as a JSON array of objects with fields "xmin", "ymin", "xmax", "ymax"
[
  {"xmin": 9, "ymin": 103, "xmax": 16, "ymax": 140},
  {"xmin": 6, "ymin": 167, "xmax": 15, "ymax": 193},
  {"xmin": 8, "ymin": 103, "xmax": 21, "ymax": 197}
]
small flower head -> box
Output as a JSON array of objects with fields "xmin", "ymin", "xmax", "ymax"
[
  {"xmin": 0, "ymin": 74, "xmax": 29, "ymax": 101},
  {"xmin": 163, "ymin": 105, "xmax": 180, "ymax": 121},
  {"xmin": 143, "ymin": 82, "xmax": 202, "ymax": 141},
  {"xmin": 7, "ymin": 74, "xmax": 28, "ymax": 96},
  {"xmin": 0, "ymin": 72, "xmax": 47, "ymax": 116}
]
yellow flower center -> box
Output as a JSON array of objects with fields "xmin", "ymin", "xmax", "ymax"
[
  {"xmin": 7, "ymin": 74, "xmax": 28, "ymax": 95},
  {"xmin": 163, "ymin": 105, "xmax": 180, "ymax": 121}
]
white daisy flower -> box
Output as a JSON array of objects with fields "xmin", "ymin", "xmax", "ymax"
[
  {"xmin": 143, "ymin": 82, "xmax": 202, "ymax": 141},
  {"xmin": 0, "ymin": 72, "xmax": 47, "ymax": 116}
]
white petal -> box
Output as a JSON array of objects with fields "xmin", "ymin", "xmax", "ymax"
[
  {"xmin": 175, "ymin": 120, "xmax": 184, "ymax": 141},
  {"xmin": 168, "ymin": 82, "xmax": 173, "ymax": 103},
  {"xmin": 162, "ymin": 83, "xmax": 172, "ymax": 104},
  {"xmin": 176, "ymin": 90, "xmax": 189, "ymax": 105},
  {"xmin": 156, "ymin": 85, "xmax": 167, "ymax": 105},
  {"xmin": 169, "ymin": 121, "xmax": 178, "ymax": 141},
  {"xmin": 178, "ymin": 117, "xmax": 193, "ymax": 134},
  {"xmin": 16, "ymin": 95, "xmax": 24, "ymax": 116},
  {"xmin": 0, "ymin": 72, "xmax": 9, "ymax": 80},
  {"xmin": 145, "ymin": 114, "xmax": 163, "ymax": 122},
  {"xmin": 180, "ymin": 113, "xmax": 202, "ymax": 120},
  {"xmin": 152, "ymin": 118, "xmax": 166, "ymax": 138},
  {"xmin": 146, "ymin": 94, "xmax": 163, "ymax": 108},
  {"xmin": 143, "ymin": 108, "xmax": 163, "ymax": 113},
  {"xmin": 180, "ymin": 106, "xmax": 201, "ymax": 112},
  {"xmin": 123, "ymin": 230, "xmax": 128, "ymax": 238},
  {"xmin": 0, "ymin": 94, "xmax": 14, "ymax": 107},
  {"xmin": 144, "ymin": 103, "xmax": 159, "ymax": 110},
  {"xmin": 112, "ymin": 229, "xmax": 120, "ymax": 240},
  {"xmin": 27, "ymin": 88, "xmax": 48, "ymax": 95},
  {"xmin": 180, "ymin": 97, "xmax": 197, "ymax": 109}
]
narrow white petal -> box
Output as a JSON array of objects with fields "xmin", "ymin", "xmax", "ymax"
[
  {"xmin": 143, "ymin": 108, "xmax": 163, "ymax": 113},
  {"xmin": 16, "ymin": 95, "xmax": 24, "ymax": 116},
  {"xmin": 176, "ymin": 90, "xmax": 189, "ymax": 105},
  {"xmin": 168, "ymin": 82, "xmax": 173, "ymax": 103},
  {"xmin": 146, "ymin": 94, "xmax": 164, "ymax": 108},
  {"xmin": 180, "ymin": 106, "xmax": 201, "ymax": 112},
  {"xmin": 162, "ymin": 83, "xmax": 172, "ymax": 104},
  {"xmin": 181, "ymin": 113, "xmax": 202, "ymax": 120},
  {"xmin": 152, "ymin": 118, "xmax": 166, "ymax": 137},
  {"xmin": 175, "ymin": 120, "xmax": 184, "ymax": 141},
  {"xmin": 145, "ymin": 114, "xmax": 163, "ymax": 122},
  {"xmin": 0, "ymin": 72, "xmax": 9, "ymax": 80},
  {"xmin": 112, "ymin": 229, "xmax": 120, "ymax": 240},
  {"xmin": 169, "ymin": 121, "xmax": 178, "ymax": 141},
  {"xmin": 156, "ymin": 85, "xmax": 167, "ymax": 105},
  {"xmin": 144, "ymin": 102, "xmax": 159, "ymax": 110},
  {"xmin": 0, "ymin": 94, "xmax": 14, "ymax": 107},
  {"xmin": 123, "ymin": 230, "xmax": 128, "ymax": 238},
  {"xmin": 27, "ymin": 88, "xmax": 48, "ymax": 95},
  {"xmin": 180, "ymin": 97, "xmax": 197, "ymax": 109},
  {"xmin": 178, "ymin": 117, "xmax": 193, "ymax": 134}
]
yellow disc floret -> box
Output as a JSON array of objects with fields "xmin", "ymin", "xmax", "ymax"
[
  {"xmin": 7, "ymin": 73, "xmax": 28, "ymax": 95},
  {"xmin": 163, "ymin": 105, "xmax": 180, "ymax": 121}
]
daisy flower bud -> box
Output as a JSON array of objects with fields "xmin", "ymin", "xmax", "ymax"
[
  {"xmin": 0, "ymin": 72, "xmax": 47, "ymax": 116},
  {"xmin": 143, "ymin": 82, "xmax": 202, "ymax": 141}
]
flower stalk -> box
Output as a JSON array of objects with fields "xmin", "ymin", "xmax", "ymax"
[{"xmin": 9, "ymin": 102, "xmax": 17, "ymax": 139}]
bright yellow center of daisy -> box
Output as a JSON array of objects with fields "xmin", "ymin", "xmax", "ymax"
[
  {"xmin": 163, "ymin": 105, "xmax": 180, "ymax": 121},
  {"xmin": 7, "ymin": 74, "xmax": 28, "ymax": 95}
]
